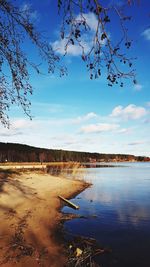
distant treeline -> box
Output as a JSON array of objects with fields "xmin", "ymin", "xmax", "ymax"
[{"xmin": 0, "ymin": 142, "xmax": 149, "ymax": 163}]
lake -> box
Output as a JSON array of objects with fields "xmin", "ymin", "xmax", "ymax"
[{"xmin": 62, "ymin": 162, "xmax": 150, "ymax": 267}]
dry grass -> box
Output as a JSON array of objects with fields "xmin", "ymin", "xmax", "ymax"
[{"xmin": 46, "ymin": 162, "xmax": 86, "ymax": 181}]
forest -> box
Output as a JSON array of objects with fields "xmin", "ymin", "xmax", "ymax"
[{"xmin": 0, "ymin": 142, "xmax": 149, "ymax": 163}]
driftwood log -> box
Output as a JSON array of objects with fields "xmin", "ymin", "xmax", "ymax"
[{"xmin": 58, "ymin": 195, "xmax": 79, "ymax": 210}]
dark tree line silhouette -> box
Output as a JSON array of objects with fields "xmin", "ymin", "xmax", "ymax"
[{"xmin": 0, "ymin": 142, "xmax": 148, "ymax": 163}]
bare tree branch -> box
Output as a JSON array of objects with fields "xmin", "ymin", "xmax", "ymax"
[
  {"xmin": 0, "ymin": 0, "xmax": 138, "ymax": 127},
  {"xmin": 57, "ymin": 0, "xmax": 136, "ymax": 85},
  {"xmin": 0, "ymin": 0, "xmax": 66, "ymax": 127}
]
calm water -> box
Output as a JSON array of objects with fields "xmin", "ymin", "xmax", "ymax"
[{"xmin": 63, "ymin": 162, "xmax": 150, "ymax": 267}]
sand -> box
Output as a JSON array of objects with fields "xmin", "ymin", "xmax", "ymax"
[{"xmin": 0, "ymin": 169, "xmax": 88, "ymax": 267}]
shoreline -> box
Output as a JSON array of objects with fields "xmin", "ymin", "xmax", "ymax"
[{"xmin": 0, "ymin": 169, "xmax": 89, "ymax": 267}]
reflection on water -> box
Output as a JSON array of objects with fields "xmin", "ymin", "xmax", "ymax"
[{"xmin": 63, "ymin": 162, "xmax": 150, "ymax": 267}]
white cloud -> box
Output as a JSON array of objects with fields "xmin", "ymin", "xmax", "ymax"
[
  {"xmin": 46, "ymin": 112, "xmax": 98, "ymax": 126},
  {"xmin": 142, "ymin": 28, "xmax": 150, "ymax": 41},
  {"xmin": 116, "ymin": 128, "xmax": 133, "ymax": 134},
  {"xmin": 134, "ymin": 84, "xmax": 143, "ymax": 91},
  {"xmin": 0, "ymin": 119, "xmax": 28, "ymax": 137},
  {"xmin": 146, "ymin": 102, "xmax": 150, "ymax": 107},
  {"xmin": 21, "ymin": 3, "xmax": 38, "ymax": 20},
  {"xmin": 21, "ymin": 3, "xmax": 30, "ymax": 12},
  {"xmin": 76, "ymin": 12, "xmax": 98, "ymax": 31},
  {"xmin": 52, "ymin": 12, "xmax": 106, "ymax": 56},
  {"xmin": 71, "ymin": 112, "xmax": 97, "ymax": 124},
  {"xmin": 0, "ymin": 114, "xmax": 149, "ymax": 156},
  {"xmin": 80, "ymin": 123, "xmax": 119, "ymax": 134},
  {"xmin": 128, "ymin": 141, "xmax": 146, "ymax": 146},
  {"xmin": 7, "ymin": 112, "xmax": 97, "ymax": 132},
  {"xmin": 0, "ymin": 131, "xmax": 23, "ymax": 137},
  {"xmin": 110, "ymin": 104, "xmax": 147, "ymax": 120},
  {"xmin": 12, "ymin": 119, "xmax": 34, "ymax": 130},
  {"xmin": 52, "ymin": 38, "xmax": 90, "ymax": 56},
  {"xmin": 84, "ymin": 112, "xmax": 97, "ymax": 120}
]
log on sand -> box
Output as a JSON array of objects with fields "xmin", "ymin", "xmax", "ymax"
[{"xmin": 58, "ymin": 195, "xmax": 79, "ymax": 210}]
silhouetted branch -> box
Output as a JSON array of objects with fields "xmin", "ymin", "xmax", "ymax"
[
  {"xmin": 58, "ymin": 0, "xmax": 136, "ymax": 85},
  {"xmin": 0, "ymin": 0, "xmax": 138, "ymax": 126}
]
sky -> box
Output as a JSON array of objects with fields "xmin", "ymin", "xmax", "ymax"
[{"xmin": 0, "ymin": 0, "xmax": 150, "ymax": 156}]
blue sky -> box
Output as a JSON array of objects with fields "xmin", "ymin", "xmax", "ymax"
[{"xmin": 0, "ymin": 0, "xmax": 150, "ymax": 156}]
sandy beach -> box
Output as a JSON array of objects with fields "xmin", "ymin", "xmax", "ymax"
[{"xmin": 0, "ymin": 169, "xmax": 88, "ymax": 267}]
